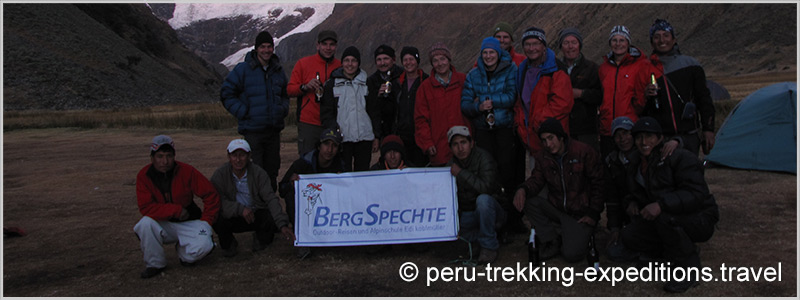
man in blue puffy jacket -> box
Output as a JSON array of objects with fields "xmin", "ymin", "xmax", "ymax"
[{"xmin": 220, "ymin": 31, "xmax": 290, "ymax": 191}]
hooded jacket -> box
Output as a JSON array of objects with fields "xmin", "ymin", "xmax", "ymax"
[
  {"xmin": 597, "ymin": 46, "xmax": 650, "ymax": 136},
  {"xmin": 287, "ymin": 53, "xmax": 341, "ymax": 126},
  {"xmin": 394, "ymin": 69, "xmax": 429, "ymax": 139},
  {"xmin": 624, "ymin": 143, "xmax": 719, "ymax": 220},
  {"xmin": 449, "ymin": 146, "xmax": 500, "ymax": 212},
  {"xmin": 561, "ymin": 54, "xmax": 603, "ymax": 136},
  {"xmin": 462, "ymin": 48, "xmax": 518, "ymax": 130},
  {"xmin": 519, "ymin": 139, "xmax": 604, "ymax": 222},
  {"xmin": 136, "ymin": 161, "xmax": 220, "ymax": 225},
  {"xmin": 320, "ymin": 67, "xmax": 379, "ymax": 143},
  {"xmin": 643, "ymin": 48, "xmax": 715, "ymax": 136},
  {"xmin": 367, "ymin": 64, "xmax": 405, "ymax": 138},
  {"xmin": 220, "ymin": 51, "xmax": 289, "ymax": 134},
  {"xmin": 513, "ymin": 48, "xmax": 574, "ymax": 152},
  {"xmin": 210, "ymin": 161, "xmax": 290, "ymax": 229},
  {"xmin": 414, "ymin": 65, "xmax": 469, "ymax": 166}
]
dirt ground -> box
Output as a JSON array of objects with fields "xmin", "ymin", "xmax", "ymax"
[{"xmin": 2, "ymin": 122, "xmax": 796, "ymax": 297}]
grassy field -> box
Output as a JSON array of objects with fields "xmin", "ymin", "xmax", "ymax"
[{"xmin": 2, "ymin": 71, "xmax": 796, "ymax": 297}]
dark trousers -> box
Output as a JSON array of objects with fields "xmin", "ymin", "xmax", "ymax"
[
  {"xmin": 475, "ymin": 128, "xmax": 517, "ymax": 195},
  {"xmin": 400, "ymin": 135, "xmax": 428, "ymax": 167},
  {"xmin": 297, "ymin": 122, "xmax": 324, "ymax": 156},
  {"xmin": 599, "ymin": 135, "xmax": 615, "ymax": 161},
  {"xmin": 621, "ymin": 210, "xmax": 715, "ymax": 269},
  {"xmin": 670, "ymin": 132, "xmax": 702, "ymax": 157},
  {"xmin": 341, "ymin": 140, "xmax": 373, "ymax": 172},
  {"xmin": 525, "ymin": 194, "xmax": 594, "ymax": 262},
  {"xmin": 213, "ymin": 209, "xmax": 276, "ymax": 249},
  {"xmin": 244, "ymin": 129, "xmax": 281, "ymax": 191}
]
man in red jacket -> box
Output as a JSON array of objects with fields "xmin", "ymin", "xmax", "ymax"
[
  {"xmin": 513, "ymin": 118, "xmax": 604, "ymax": 263},
  {"xmin": 133, "ymin": 135, "xmax": 220, "ymax": 279},
  {"xmin": 288, "ymin": 30, "xmax": 342, "ymax": 156}
]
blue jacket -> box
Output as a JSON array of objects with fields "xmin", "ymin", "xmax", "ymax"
[
  {"xmin": 461, "ymin": 49, "xmax": 518, "ymax": 130},
  {"xmin": 220, "ymin": 51, "xmax": 289, "ymax": 134}
]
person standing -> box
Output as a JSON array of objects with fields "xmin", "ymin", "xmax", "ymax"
[
  {"xmin": 366, "ymin": 44, "xmax": 404, "ymax": 140},
  {"xmin": 414, "ymin": 42, "xmax": 469, "ymax": 167},
  {"xmin": 491, "ymin": 22, "xmax": 526, "ymax": 66},
  {"xmin": 514, "ymin": 26, "xmax": 574, "ymax": 157},
  {"xmin": 461, "ymin": 37, "xmax": 518, "ymax": 229},
  {"xmin": 512, "ymin": 118, "xmax": 604, "ymax": 263},
  {"xmin": 210, "ymin": 139, "xmax": 295, "ymax": 258},
  {"xmin": 643, "ymin": 19, "xmax": 716, "ymax": 156},
  {"xmin": 220, "ymin": 31, "xmax": 289, "ymax": 191},
  {"xmin": 288, "ymin": 30, "xmax": 341, "ymax": 156},
  {"xmin": 557, "ymin": 27, "xmax": 603, "ymax": 151},
  {"xmin": 447, "ymin": 126, "xmax": 506, "ymax": 264},
  {"xmin": 597, "ymin": 25, "xmax": 650, "ymax": 158},
  {"xmin": 394, "ymin": 46, "xmax": 429, "ymax": 166},
  {"xmin": 320, "ymin": 46, "xmax": 379, "ymax": 172},
  {"xmin": 133, "ymin": 135, "xmax": 220, "ymax": 278},
  {"xmin": 620, "ymin": 117, "xmax": 719, "ymax": 293}
]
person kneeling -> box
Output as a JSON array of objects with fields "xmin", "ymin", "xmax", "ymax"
[
  {"xmin": 211, "ymin": 139, "xmax": 294, "ymax": 258},
  {"xmin": 513, "ymin": 118, "xmax": 604, "ymax": 263},
  {"xmin": 448, "ymin": 126, "xmax": 506, "ymax": 264}
]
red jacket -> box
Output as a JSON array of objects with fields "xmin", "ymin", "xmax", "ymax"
[
  {"xmin": 414, "ymin": 65, "xmax": 469, "ymax": 166},
  {"xmin": 521, "ymin": 139, "xmax": 605, "ymax": 222},
  {"xmin": 597, "ymin": 47, "xmax": 649, "ymax": 136},
  {"xmin": 136, "ymin": 161, "xmax": 220, "ymax": 224},
  {"xmin": 509, "ymin": 48, "xmax": 526, "ymax": 66},
  {"xmin": 287, "ymin": 53, "xmax": 341, "ymax": 126},
  {"xmin": 514, "ymin": 65, "xmax": 573, "ymax": 153}
]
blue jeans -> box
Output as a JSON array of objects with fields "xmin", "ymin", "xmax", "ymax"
[{"xmin": 459, "ymin": 194, "xmax": 506, "ymax": 251}]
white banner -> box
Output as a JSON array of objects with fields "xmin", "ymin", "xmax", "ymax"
[{"xmin": 294, "ymin": 167, "xmax": 459, "ymax": 247}]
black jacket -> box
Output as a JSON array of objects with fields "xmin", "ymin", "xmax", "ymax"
[
  {"xmin": 366, "ymin": 64, "xmax": 404, "ymax": 138},
  {"xmin": 562, "ymin": 55, "xmax": 603, "ymax": 136}
]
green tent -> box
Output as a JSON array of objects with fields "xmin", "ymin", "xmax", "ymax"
[{"xmin": 705, "ymin": 82, "xmax": 797, "ymax": 173}]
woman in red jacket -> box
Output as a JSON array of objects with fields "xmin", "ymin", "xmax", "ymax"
[{"xmin": 598, "ymin": 25, "xmax": 650, "ymax": 158}]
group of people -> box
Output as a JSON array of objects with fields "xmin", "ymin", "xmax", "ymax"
[{"xmin": 132, "ymin": 18, "xmax": 719, "ymax": 293}]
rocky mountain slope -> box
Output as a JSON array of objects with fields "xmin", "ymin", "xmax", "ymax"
[
  {"xmin": 2, "ymin": 3, "xmax": 796, "ymax": 111},
  {"xmin": 3, "ymin": 4, "xmax": 222, "ymax": 110}
]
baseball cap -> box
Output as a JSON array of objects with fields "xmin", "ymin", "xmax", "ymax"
[
  {"xmin": 227, "ymin": 139, "xmax": 251, "ymax": 153},
  {"xmin": 150, "ymin": 135, "xmax": 174, "ymax": 153},
  {"xmin": 447, "ymin": 126, "xmax": 471, "ymax": 143},
  {"xmin": 317, "ymin": 30, "xmax": 338, "ymax": 43},
  {"xmin": 319, "ymin": 128, "xmax": 343, "ymax": 144},
  {"xmin": 611, "ymin": 116, "xmax": 635, "ymax": 135},
  {"xmin": 631, "ymin": 117, "xmax": 663, "ymax": 135}
]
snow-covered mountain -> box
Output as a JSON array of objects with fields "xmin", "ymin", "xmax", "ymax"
[{"xmin": 150, "ymin": 3, "xmax": 333, "ymax": 70}]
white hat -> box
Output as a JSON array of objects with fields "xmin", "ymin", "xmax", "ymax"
[
  {"xmin": 447, "ymin": 126, "xmax": 471, "ymax": 143},
  {"xmin": 227, "ymin": 139, "xmax": 251, "ymax": 153},
  {"xmin": 150, "ymin": 135, "xmax": 174, "ymax": 152}
]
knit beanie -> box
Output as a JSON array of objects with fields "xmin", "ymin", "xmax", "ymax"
[
  {"xmin": 649, "ymin": 19, "xmax": 675, "ymax": 41},
  {"xmin": 342, "ymin": 46, "xmax": 361, "ymax": 65},
  {"xmin": 521, "ymin": 27, "xmax": 546, "ymax": 44},
  {"xmin": 480, "ymin": 37, "xmax": 502, "ymax": 55},
  {"xmin": 254, "ymin": 31, "xmax": 274, "ymax": 48},
  {"xmin": 400, "ymin": 46, "xmax": 420, "ymax": 64},
  {"xmin": 374, "ymin": 44, "xmax": 396, "ymax": 60},
  {"xmin": 608, "ymin": 25, "xmax": 631, "ymax": 44},
  {"xmin": 380, "ymin": 135, "xmax": 405, "ymax": 157},
  {"xmin": 428, "ymin": 42, "xmax": 452, "ymax": 64},
  {"xmin": 493, "ymin": 22, "xmax": 515, "ymax": 40},
  {"xmin": 557, "ymin": 27, "xmax": 583, "ymax": 49},
  {"xmin": 538, "ymin": 117, "xmax": 567, "ymax": 140}
]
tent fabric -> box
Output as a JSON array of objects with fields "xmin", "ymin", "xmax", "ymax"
[
  {"xmin": 705, "ymin": 82, "xmax": 797, "ymax": 173},
  {"xmin": 706, "ymin": 79, "xmax": 731, "ymax": 101}
]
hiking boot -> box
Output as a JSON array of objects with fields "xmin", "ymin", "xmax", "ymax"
[
  {"xmin": 366, "ymin": 244, "xmax": 392, "ymax": 254},
  {"xmin": 477, "ymin": 248, "xmax": 498, "ymax": 265},
  {"xmin": 223, "ymin": 239, "xmax": 239, "ymax": 258},
  {"xmin": 140, "ymin": 267, "xmax": 165, "ymax": 279},
  {"xmin": 663, "ymin": 279, "xmax": 699, "ymax": 293},
  {"xmin": 252, "ymin": 232, "xmax": 267, "ymax": 252},
  {"xmin": 539, "ymin": 239, "xmax": 561, "ymax": 261},
  {"xmin": 297, "ymin": 247, "xmax": 312, "ymax": 260}
]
